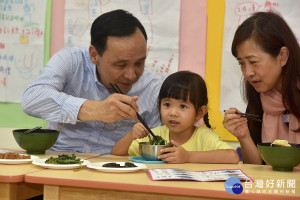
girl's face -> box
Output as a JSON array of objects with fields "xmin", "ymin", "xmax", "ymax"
[
  {"xmin": 160, "ymin": 98, "xmax": 200, "ymax": 136},
  {"xmin": 236, "ymin": 39, "xmax": 288, "ymax": 93}
]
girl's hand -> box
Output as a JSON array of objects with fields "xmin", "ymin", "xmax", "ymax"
[
  {"xmin": 157, "ymin": 140, "xmax": 190, "ymax": 164},
  {"xmin": 129, "ymin": 122, "xmax": 149, "ymax": 140},
  {"xmin": 223, "ymin": 108, "xmax": 250, "ymax": 139}
]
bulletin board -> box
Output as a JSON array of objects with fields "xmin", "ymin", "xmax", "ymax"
[
  {"xmin": 5, "ymin": 0, "xmax": 298, "ymax": 141},
  {"xmin": 0, "ymin": 0, "xmax": 240, "ymax": 142},
  {"xmin": 0, "ymin": 0, "xmax": 47, "ymax": 103},
  {"xmin": 0, "ymin": 0, "xmax": 51, "ymax": 128},
  {"xmin": 0, "ymin": 0, "xmax": 209, "ymax": 131}
]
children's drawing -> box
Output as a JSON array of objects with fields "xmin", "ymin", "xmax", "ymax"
[{"xmin": 0, "ymin": 0, "xmax": 47, "ymax": 102}]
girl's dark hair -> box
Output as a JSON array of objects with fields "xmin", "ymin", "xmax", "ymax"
[
  {"xmin": 231, "ymin": 12, "xmax": 300, "ymax": 145},
  {"xmin": 158, "ymin": 71, "xmax": 212, "ymax": 129},
  {"xmin": 90, "ymin": 9, "xmax": 147, "ymax": 55}
]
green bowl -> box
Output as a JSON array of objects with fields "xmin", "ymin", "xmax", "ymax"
[
  {"xmin": 257, "ymin": 143, "xmax": 300, "ymax": 171},
  {"xmin": 13, "ymin": 129, "xmax": 59, "ymax": 154}
]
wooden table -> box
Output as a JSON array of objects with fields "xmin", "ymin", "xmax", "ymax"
[
  {"xmin": 0, "ymin": 151, "xmax": 100, "ymax": 200},
  {"xmin": 0, "ymin": 163, "xmax": 43, "ymax": 200},
  {"xmin": 24, "ymin": 155, "xmax": 300, "ymax": 200}
]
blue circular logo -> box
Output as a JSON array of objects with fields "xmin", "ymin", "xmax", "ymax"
[{"xmin": 224, "ymin": 177, "xmax": 243, "ymax": 194}]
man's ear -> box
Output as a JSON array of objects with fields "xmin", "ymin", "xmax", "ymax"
[
  {"xmin": 278, "ymin": 46, "xmax": 289, "ymax": 67},
  {"xmin": 197, "ymin": 106, "xmax": 207, "ymax": 121},
  {"xmin": 89, "ymin": 45, "xmax": 98, "ymax": 64}
]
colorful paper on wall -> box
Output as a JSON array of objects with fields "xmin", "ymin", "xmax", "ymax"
[{"xmin": 0, "ymin": 0, "xmax": 47, "ymax": 103}]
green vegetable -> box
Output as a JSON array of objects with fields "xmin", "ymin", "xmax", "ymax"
[
  {"xmin": 45, "ymin": 154, "xmax": 83, "ymax": 165},
  {"xmin": 150, "ymin": 135, "xmax": 167, "ymax": 145}
]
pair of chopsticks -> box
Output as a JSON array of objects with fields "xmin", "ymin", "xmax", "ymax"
[
  {"xmin": 24, "ymin": 126, "xmax": 42, "ymax": 134},
  {"xmin": 24, "ymin": 124, "xmax": 65, "ymax": 134},
  {"xmin": 234, "ymin": 112, "xmax": 262, "ymax": 122},
  {"xmin": 109, "ymin": 82, "xmax": 157, "ymax": 139}
]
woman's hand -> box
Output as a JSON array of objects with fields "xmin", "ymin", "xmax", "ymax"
[
  {"xmin": 223, "ymin": 108, "xmax": 263, "ymax": 164},
  {"xmin": 157, "ymin": 140, "xmax": 190, "ymax": 164},
  {"xmin": 223, "ymin": 108, "xmax": 250, "ymax": 139}
]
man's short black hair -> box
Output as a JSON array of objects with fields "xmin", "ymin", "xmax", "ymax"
[{"xmin": 90, "ymin": 9, "xmax": 147, "ymax": 55}]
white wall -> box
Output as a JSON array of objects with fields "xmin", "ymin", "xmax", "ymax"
[{"xmin": 0, "ymin": 127, "xmax": 23, "ymax": 150}]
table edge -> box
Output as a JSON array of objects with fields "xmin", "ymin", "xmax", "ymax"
[
  {"xmin": 25, "ymin": 175, "xmax": 299, "ymax": 200},
  {"xmin": 0, "ymin": 174, "xmax": 24, "ymax": 183}
]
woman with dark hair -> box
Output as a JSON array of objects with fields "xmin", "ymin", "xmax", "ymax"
[{"xmin": 223, "ymin": 12, "xmax": 300, "ymax": 164}]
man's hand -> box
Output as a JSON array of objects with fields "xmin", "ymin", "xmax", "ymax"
[{"xmin": 78, "ymin": 93, "xmax": 139, "ymax": 122}]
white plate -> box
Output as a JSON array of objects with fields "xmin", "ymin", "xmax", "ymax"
[
  {"xmin": 32, "ymin": 158, "xmax": 90, "ymax": 169},
  {"xmin": 0, "ymin": 155, "xmax": 39, "ymax": 165},
  {"xmin": 87, "ymin": 162, "xmax": 147, "ymax": 173}
]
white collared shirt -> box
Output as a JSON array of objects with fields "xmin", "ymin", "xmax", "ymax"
[{"xmin": 22, "ymin": 47, "xmax": 163, "ymax": 155}]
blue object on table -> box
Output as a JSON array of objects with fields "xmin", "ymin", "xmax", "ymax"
[
  {"xmin": 236, "ymin": 147, "xmax": 243, "ymax": 161},
  {"xmin": 129, "ymin": 156, "xmax": 166, "ymax": 164}
]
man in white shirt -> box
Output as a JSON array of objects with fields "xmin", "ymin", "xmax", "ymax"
[{"xmin": 21, "ymin": 9, "xmax": 162, "ymax": 155}]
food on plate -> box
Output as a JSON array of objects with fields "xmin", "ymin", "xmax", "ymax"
[
  {"xmin": 150, "ymin": 135, "xmax": 167, "ymax": 145},
  {"xmin": 45, "ymin": 154, "xmax": 83, "ymax": 164},
  {"xmin": 0, "ymin": 152, "xmax": 30, "ymax": 159},
  {"xmin": 102, "ymin": 162, "xmax": 137, "ymax": 168},
  {"xmin": 271, "ymin": 139, "xmax": 291, "ymax": 147}
]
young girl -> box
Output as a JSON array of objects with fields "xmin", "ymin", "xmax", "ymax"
[{"xmin": 111, "ymin": 71, "xmax": 239, "ymax": 164}]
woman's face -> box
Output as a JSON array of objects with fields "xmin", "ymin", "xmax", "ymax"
[{"xmin": 236, "ymin": 39, "xmax": 287, "ymax": 93}]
